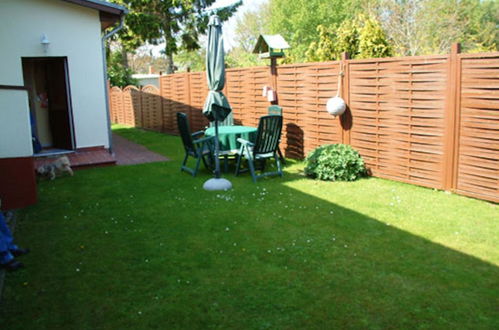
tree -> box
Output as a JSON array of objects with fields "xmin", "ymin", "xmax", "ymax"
[
  {"xmin": 107, "ymin": 50, "xmax": 138, "ymax": 87},
  {"xmin": 357, "ymin": 15, "xmax": 392, "ymax": 58},
  {"xmin": 305, "ymin": 25, "xmax": 339, "ymax": 62},
  {"xmin": 226, "ymin": 2, "xmax": 270, "ymax": 68},
  {"xmin": 174, "ymin": 48, "xmax": 206, "ymax": 72},
  {"xmin": 268, "ymin": 0, "xmax": 365, "ymax": 62},
  {"xmin": 112, "ymin": 0, "xmax": 241, "ymax": 74},
  {"xmin": 305, "ymin": 14, "xmax": 391, "ymax": 62},
  {"xmin": 234, "ymin": 3, "xmax": 271, "ymax": 52},
  {"xmin": 375, "ymin": 0, "xmax": 498, "ymax": 56}
]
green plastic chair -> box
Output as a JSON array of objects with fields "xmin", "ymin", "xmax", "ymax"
[
  {"xmin": 177, "ymin": 112, "xmax": 215, "ymax": 177},
  {"xmin": 235, "ymin": 115, "xmax": 284, "ymax": 182},
  {"xmin": 268, "ymin": 105, "xmax": 286, "ymax": 164}
]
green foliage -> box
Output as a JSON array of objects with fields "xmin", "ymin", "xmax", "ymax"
[
  {"xmin": 269, "ymin": 0, "xmax": 363, "ymax": 63},
  {"xmin": 377, "ymin": 0, "xmax": 498, "ymax": 56},
  {"xmin": 306, "ymin": 25, "xmax": 338, "ymax": 62},
  {"xmin": 305, "ymin": 144, "xmax": 366, "ymax": 181},
  {"xmin": 174, "ymin": 48, "xmax": 206, "ymax": 72},
  {"xmin": 335, "ymin": 19, "xmax": 361, "ymax": 58},
  {"xmin": 306, "ymin": 15, "xmax": 391, "ymax": 62},
  {"xmin": 225, "ymin": 47, "xmax": 267, "ymax": 68},
  {"xmin": 357, "ymin": 15, "xmax": 393, "ymax": 59},
  {"xmin": 110, "ymin": 0, "xmax": 241, "ymax": 73},
  {"xmin": 107, "ymin": 51, "xmax": 138, "ymax": 87},
  {"xmin": 227, "ymin": 2, "xmax": 271, "ymax": 68}
]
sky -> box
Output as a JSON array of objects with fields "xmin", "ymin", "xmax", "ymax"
[
  {"xmin": 210, "ymin": 0, "xmax": 267, "ymax": 50},
  {"xmin": 148, "ymin": 0, "xmax": 267, "ymax": 56}
]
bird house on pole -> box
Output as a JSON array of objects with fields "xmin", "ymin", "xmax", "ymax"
[
  {"xmin": 253, "ymin": 35, "xmax": 290, "ymax": 105},
  {"xmin": 252, "ymin": 34, "xmax": 290, "ymax": 59}
]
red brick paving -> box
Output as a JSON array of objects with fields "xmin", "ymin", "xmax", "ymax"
[
  {"xmin": 34, "ymin": 133, "xmax": 169, "ymax": 170},
  {"xmin": 112, "ymin": 134, "xmax": 169, "ymax": 165}
]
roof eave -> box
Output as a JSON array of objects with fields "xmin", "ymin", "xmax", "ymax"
[{"xmin": 61, "ymin": 0, "xmax": 128, "ymax": 30}]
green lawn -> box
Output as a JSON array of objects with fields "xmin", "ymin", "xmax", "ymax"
[{"xmin": 1, "ymin": 125, "xmax": 498, "ymax": 329}]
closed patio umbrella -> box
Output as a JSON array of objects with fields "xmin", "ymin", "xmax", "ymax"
[{"xmin": 202, "ymin": 15, "xmax": 232, "ymax": 191}]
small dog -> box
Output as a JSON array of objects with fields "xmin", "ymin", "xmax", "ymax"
[{"xmin": 36, "ymin": 156, "xmax": 73, "ymax": 180}]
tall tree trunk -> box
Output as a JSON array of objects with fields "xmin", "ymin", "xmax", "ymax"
[
  {"xmin": 166, "ymin": 53, "xmax": 175, "ymax": 74},
  {"xmin": 121, "ymin": 47, "xmax": 129, "ymax": 69}
]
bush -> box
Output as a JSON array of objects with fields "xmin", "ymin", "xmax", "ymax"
[{"xmin": 304, "ymin": 144, "xmax": 366, "ymax": 181}]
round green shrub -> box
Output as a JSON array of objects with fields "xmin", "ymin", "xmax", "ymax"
[{"xmin": 304, "ymin": 144, "xmax": 366, "ymax": 181}]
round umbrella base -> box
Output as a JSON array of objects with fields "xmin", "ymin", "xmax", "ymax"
[{"xmin": 203, "ymin": 178, "xmax": 233, "ymax": 191}]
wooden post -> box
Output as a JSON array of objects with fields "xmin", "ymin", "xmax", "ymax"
[
  {"xmin": 443, "ymin": 43, "xmax": 461, "ymax": 190},
  {"xmin": 340, "ymin": 52, "xmax": 352, "ymax": 145},
  {"xmin": 159, "ymin": 73, "xmax": 165, "ymax": 132},
  {"xmin": 270, "ymin": 57, "xmax": 278, "ymax": 105}
]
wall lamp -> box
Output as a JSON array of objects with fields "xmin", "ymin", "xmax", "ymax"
[{"xmin": 40, "ymin": 33, "xmax": 50, "ymax": 53}]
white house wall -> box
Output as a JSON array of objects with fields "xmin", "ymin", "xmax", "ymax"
[
  {"xmin": 0, "ymin": 0, "xmax": 110, "ymax": 152},
  {"xmin": 0, "ymin": 90, "xmax": 33, "ymax": 158}
]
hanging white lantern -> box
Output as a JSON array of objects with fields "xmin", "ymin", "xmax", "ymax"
[
  {"xmin": 326, "ymin": 96, "xmax": 346, "ymax": 116},
  {"xmin": 326, "ymin": 64, "xmax": 346, "ymax": 117}
]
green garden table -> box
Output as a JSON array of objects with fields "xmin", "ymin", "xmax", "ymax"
[
  {"xmin": 205, "ymin": 125, "xmax": 257, "ymax": 153},
  {"xmin": 205, "ymin": 125, "xmax": 257, "ymax": 172}
]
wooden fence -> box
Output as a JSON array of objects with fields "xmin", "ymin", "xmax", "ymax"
[{"xmin": 109, "ymin": 47, "xmax": 498, "ymax": 203}]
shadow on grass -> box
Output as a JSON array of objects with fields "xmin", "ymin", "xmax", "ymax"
[{"xmin": 1, "ymin": 127, "xmax": 497, "ymax": 329}]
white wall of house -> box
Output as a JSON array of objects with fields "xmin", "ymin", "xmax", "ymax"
[
  {"xmin": 0, "ymin": 0, "xmax": 110, "ymax": 151},
  {"xmin": 0, "ymin": 90, "xmax": 33, "ymax": 158}
]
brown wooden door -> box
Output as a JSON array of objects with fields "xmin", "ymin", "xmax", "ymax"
[{"xmin": 46, "ymin": 58, "xmax": 74, "ymax": 150}]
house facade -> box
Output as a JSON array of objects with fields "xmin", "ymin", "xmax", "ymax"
[{"xmin": 0, "ymin": 0, "xmax": 126, "ymax": 210}]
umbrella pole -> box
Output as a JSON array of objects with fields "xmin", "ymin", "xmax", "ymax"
[
  {"xmin": 203, "ymin": 119, "xmax": 232, "ymax": 191},
  {"xmin": 214, "ymin": 120, "xmax": 221, "ymax": 179}
]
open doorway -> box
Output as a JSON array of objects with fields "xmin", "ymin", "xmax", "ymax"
[{"xmin": 22, "ymin": 57, "xmax": 75, "ymax": 155}]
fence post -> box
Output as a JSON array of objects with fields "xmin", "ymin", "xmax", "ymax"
[
  {"xmin": 443, "ymin": 43, "xmax": 461, "ymax": 190},
  {"xmin": 159, "ymin": 74, "xmax": 165, "ymax": 132},
  {"xmin": 270, "ymin": 57, "xmax": 279, "ymax": 105},
  {"xmin": 140, "ymin": 86, "xmax": 145, "ymax": 128},
  {"xmin": 340, "ymin": 52, "xmax": 351, "ymax": 145}
]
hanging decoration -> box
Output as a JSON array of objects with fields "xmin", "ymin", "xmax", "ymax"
[{"xmin": 326, "ymin": 63, "xmax": 346, "ymax": 117}]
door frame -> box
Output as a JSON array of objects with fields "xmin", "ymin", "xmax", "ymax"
[{"xmin": 22, "ymin": 56, "xmax": 76, "ymax": 150}]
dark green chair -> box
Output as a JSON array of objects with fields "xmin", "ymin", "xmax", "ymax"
[
  {"xmin": 268, "ymin": 105, "xmax": 286, "ymax": 164},
  {"xmin": 177, "ymin": 112, "xmax": 214, "ymax": 177},
  {"xmin": 235, "ymin": 115, "xmax": 284, "ymax": 182}
]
